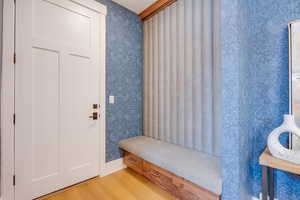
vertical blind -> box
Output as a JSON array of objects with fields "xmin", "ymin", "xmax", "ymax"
[{"xmin": 143, "ymin": 0, "xmax": 220, "ymax": 156}]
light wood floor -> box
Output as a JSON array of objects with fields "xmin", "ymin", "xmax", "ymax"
[{"xmin": 37, "ymin": 168, "xmax": 173, "ymax": 200}]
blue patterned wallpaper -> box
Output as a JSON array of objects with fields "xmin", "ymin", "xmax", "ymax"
[
  {"xmin": 95, "ymin": 0, "xmax": 143, "ymax": 162},
  {"xmin": 248, "ymin": 1, "xmax": 300, "ymax": 199},
  {"xmin": 221, "ymin": 0, "xmax": 300, "ymax": 199},
  {"xmin": 92, "ymin": 0, "xmax": 300, "ymax": 198},
  {"xmin": 220, "ymin": 0, "xmax": 243, "ymax": 199}
]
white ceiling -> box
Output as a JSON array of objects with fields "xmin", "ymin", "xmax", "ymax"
[{"xmin": 112, "ymin": 0, "xmax": 157, "ymax": 14}]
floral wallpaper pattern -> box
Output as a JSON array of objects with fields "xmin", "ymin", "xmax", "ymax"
[
  {"xmin": 91, "ymin": 0, "xmax": 300, "ymax": 199},
  {"xmin": 95, "ymin": 0, "xmax": 143, "ymax": 162},
  {"xmin": 221, "ymin": 0, "xmax": 300, "ymax": 199},
  {"xmin": 248, "ymin": 1, "xmax": 300, "ymax": 199},
  {"xmin": 220, "ymin": 0, "xmax": 244, "ymax": 199}
]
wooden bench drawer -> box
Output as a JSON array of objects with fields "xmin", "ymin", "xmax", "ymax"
[
  {"xmin": 123, "ymin": 151, "xmax": 143, "ymax": 174},
  {"xmin": 122, "ymin": 151, "xmax": 220, "ymax": 200},
  {"xmin": 174, "ymin": 178, "xmax": 220, "ymax": 200},
  {"xmin": 143, "ymin": 161, "xmax": 180, "ymax": 198}
]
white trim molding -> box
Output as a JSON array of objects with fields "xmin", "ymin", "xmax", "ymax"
[
  {"xmin": 252, "ymin": 194, "xmax": 278, "ymax": 200},
  {"xmin": 100, "ymin": 158, "xmax": 127, "ymax": 177},
  {"xmin": 252, "ymin": 195, "xmax": 261, "ymax": 200},
  {"xmin": 1, "ymin": 0, "xmax": 15, "ymax": 199},
  {"xmin": 98, "ymin": 1, "xmax": 107, "ymax": 179},
  {"xmin": 71, "ymin": 0, "xmax": 107, "ymax": 15}
]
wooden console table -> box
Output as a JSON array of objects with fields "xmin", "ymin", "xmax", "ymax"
[{"xmin": 259, "ymin": 148, "xmax": 300, "ymax": 200}]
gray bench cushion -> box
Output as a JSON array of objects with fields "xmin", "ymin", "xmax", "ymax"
[{"xmin": 119, "ymin": 136, "xmax": 222, "ymax": 195}]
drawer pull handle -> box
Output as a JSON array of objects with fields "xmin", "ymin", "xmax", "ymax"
[
  {"xmin": 150, "ymin": 170, "xmax": 160, "ymax": 177},
  {"xmin": 127, "ymin": 157, "xmax": 138, "ymax": 164}
]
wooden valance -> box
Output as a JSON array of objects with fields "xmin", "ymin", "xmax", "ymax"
[{"xmin": 139, "ymin": 0, "xmax": 177, "ymax": 21}]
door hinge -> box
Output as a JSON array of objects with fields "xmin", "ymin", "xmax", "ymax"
[
  {"xmin": 13, "ymin": 53, "xmax": 16, "ymax": 64},
  {"xmin": 13, "ymin": 114, "xmax": 15, "ymax": 125},
  {"xmin": 13, "ymin": 175, "xmax": 16, "ymax": 186}
]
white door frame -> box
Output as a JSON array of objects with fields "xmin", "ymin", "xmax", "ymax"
[
  {"xmin": 1, "ymin": 0, "xmax": 15, "ymax": 199},
  {"xmin": 1, "ymin": 1, "xmax": 107, "ymax": 199}
]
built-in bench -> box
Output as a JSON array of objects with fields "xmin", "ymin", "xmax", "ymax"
[{"xmin": 119, "ymin": 136, "xmax": 222, "ymax": 200}]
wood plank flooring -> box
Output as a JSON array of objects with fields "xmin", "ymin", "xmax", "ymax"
[{"xmin": 37, "ymin": 168, "xmax": 173, "ymax": 200}]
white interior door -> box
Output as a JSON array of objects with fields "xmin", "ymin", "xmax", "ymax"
[{"xmin": 15, "ymin": 0, "xmax": 106, "ymax": 199}]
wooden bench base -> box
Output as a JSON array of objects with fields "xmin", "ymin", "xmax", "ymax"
[{"xmin": 124, "ymin": 151, "xmax": 220, "ymax": 200}]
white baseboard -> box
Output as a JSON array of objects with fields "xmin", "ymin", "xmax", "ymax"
[
  {"xmin": 252, "ymin": 195, "xmax": 260, "ymax": 200},
  {"xmin": 252, "ymin": 193, "xmax": 278, "ymax": 200},
  {"xmin": 100, "ymin": 158, "xmax": 127, "ymax": 177}
]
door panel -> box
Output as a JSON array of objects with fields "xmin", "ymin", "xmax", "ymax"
[
  {"xmin": 31, "ymin": 47, "xmax": 63, "ymax": 197},
  {"xmin": 62, "ymin": 53, "xmax": 99, "ymax": 181},
  {"xmin": 33, "ymin": 0, "xmax": 91, "ymax": 49},
  {"xmin": 15, "ymin": 0, "xmax": 105, "ymax": 199},
  {"xmin": 32, "ymin": 47, "xmax": 60, "ymax": 182}
]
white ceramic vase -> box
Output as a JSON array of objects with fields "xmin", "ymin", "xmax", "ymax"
[{"xmin": 267, "ymin": 114, "xmax": 300, "ymax": 164}]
